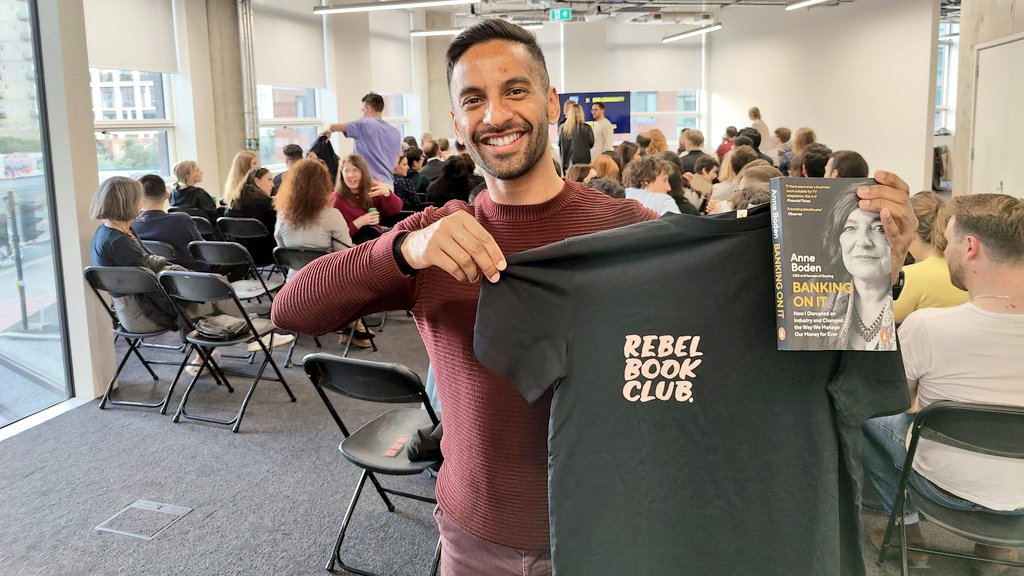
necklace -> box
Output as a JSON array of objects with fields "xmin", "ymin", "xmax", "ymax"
[
  {"xmin": 971, "ymin": 295, "xmax": 1023, "ymax": 309},
  {"xmin": 853, "ymin": 301, "xmax": 886, "ymax": 342}
]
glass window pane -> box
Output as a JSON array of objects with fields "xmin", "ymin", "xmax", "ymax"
[
  {"xmin": 257, "ymin": 125, "xmax": 320, "ymax": 167},
  {"xmin": 0, "ymin": 2, "xmax": 71, "ymax": 427},
  {"xmin": 676, "ymin": 91, "xmax": 698, "ymax": 112},
  {"xmin": 90, "ymin": 68, "xmax": 168, "ymax": 121},
  {"xmin": 95, "ymin": 130, "xmax": 172, "ymax": 179},
  {"xmin": 380, "ymin": 94, "xmax": 405, "ymax": 117},
  {"xmin": 257, "ymin": 85, "xmax": 318, "ymax": 120}
]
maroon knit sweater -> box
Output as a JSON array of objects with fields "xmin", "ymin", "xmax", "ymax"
[{"xmin": 272, "ymin": 180, "xmax": 656, "ymax": 549}]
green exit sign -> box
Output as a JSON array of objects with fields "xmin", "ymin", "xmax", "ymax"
[{"xmin": 549, "ymin": 8, "xmax": 572, "ymax": 21}]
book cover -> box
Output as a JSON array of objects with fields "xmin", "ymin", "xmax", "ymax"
[{"xmin": 769, "ymin": 177, "xmax": 897, "ymax": 351}]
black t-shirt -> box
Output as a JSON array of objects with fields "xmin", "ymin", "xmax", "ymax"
[{"xmin": 475, "ymin": 206, "xmax": 908, "ymax": 576}]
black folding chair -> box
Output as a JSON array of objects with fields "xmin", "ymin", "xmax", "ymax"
[
  {"xmin": 217, "ymin": 216, "xmax": 280, "ymax": 273},
  {"xmin": 141, "ymin": 239, "xmax": 178, "ymax": 262},
  {"xmin": 190, "ymin": 215, "xmax": 220, "ymax": 241},
  {"xmin": 188, "ymin": 241, "xmax": 283, "ymax": 305},
  {"xmin": 158, "ymin": 270, "xmax": 295, "ymax": 432},
  {"xmin": 84, "ymin": 266, "xmax": 185, "ymax": 412},
  {"xmin": 303, "ymin": 353, "xmax": 441, "ymax": 576},
  {"xmin": 876, "ymin": 401, "xmax": 1024, "ymax": 575},
  {"xmin": 272, "ymin": 246, "xmax": 330, "ymax": 367}
]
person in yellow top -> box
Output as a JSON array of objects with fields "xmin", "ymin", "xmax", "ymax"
[{"xmin": 894, "ymin": 191, "xmax": 968, "ymax": 323}]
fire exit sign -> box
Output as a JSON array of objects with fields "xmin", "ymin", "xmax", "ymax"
[{"xmin": 549, "ymin": 8, "xmax": 572, "ymax": 21}]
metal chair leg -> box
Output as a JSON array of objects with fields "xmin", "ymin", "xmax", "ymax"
[
  {"xmin": 327, "ymin": 469, "xmax": 369, "ymax": 572},
  {"xmin": 429, "ymin": 538, "xmax": 441, "ymax": 576}
]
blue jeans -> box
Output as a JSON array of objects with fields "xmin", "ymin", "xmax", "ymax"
[{"xmin": 861, "ymin": 412, "xmax": 988, "ymax": 525}]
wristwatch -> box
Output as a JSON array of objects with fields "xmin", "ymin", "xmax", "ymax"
[{"xmin": 892, "ymin": 269, "xmax": 905, "ymax": 301}]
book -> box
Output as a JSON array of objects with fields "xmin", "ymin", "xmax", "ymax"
[{"xmin": 769, "ymin": 177, "xmax": 897, "ymax": 351}]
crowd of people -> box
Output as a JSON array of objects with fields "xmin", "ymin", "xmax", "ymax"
[{"xmin": 87, "ymin": 19, "xmax": 1022, "ymax": 576}]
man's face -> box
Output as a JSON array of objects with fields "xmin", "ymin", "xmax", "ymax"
[
  {"xmin": 944, "ymin": 216, "xmax": 967, "ymax": 290},
  {"xmin": 449, "ymin": 40, "xmax": 558, "ymax": 181},
  {"xmin": 591, "ymin": 105, "xmax": 603, "ymax": 120},
  {"xmin": 646, "ymin": 172, "xmax": 671, "ymax": 194},
  {"xmin": 702, "ymin": 166, "xmax": 719, "ymax": 181}
]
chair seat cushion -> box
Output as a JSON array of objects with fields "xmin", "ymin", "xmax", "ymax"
[{"xmin": 340, "ymin": 408, "xmax": 441, "ymax": 475}]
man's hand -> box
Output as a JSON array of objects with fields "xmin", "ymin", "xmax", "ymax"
[
  {"xmin": 856, "ymin": 170, "xmax": 918, "ymax": 284},
  {"xmin": 401, "ymin": 211, "xmax": 507, "ymax": 283}
]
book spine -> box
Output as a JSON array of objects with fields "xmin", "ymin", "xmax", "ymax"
[{"xmin": 769, "ymin": 178, "xmax": 789, "ymax": 350}]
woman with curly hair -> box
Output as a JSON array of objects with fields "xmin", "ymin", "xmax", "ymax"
[
  {"xmin": 274, "ymin": 159, "xmax": 352, "ymax": 254},
  {"xmin": 332, "ymin": 153, "xmax": 402, "ymax": 240}
]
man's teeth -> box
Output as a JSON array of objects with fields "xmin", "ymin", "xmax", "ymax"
[{"xmin": 486, "ymin": 134, "xmax": 520, "ymax": 147}]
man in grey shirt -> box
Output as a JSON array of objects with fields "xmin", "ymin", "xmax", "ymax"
[{"xmin": 590, "ymin": 102, "xmax": 614, "ymax": 161}]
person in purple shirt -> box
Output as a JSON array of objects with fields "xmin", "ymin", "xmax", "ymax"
[{"xmin": 321, "ymin": 92, "xmax": 402, "ymax": 185}]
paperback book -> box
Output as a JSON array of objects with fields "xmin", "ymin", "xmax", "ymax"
[{"xmin": 769, "ymin": 177, "xmax": 897, "ymax": 351}]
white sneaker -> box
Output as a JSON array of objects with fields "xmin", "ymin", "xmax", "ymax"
[
  {"xmin": 247, "ymin": 333, "xmax": 294, "ymax": 352},
  {"xmin": 185, "ymin": 350, "xmax": 221, "ymax": 376}
]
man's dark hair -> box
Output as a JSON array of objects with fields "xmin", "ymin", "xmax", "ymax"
[
  {"xmin": 592, "ymin": 102, "xmax": 605, "ymax": 111},
  {"xmin": 733, "ymin": 135, "xmax": 754, "ymax": 149},
  {"xmin": 282, "ymin": 144, "xmax": 304, "ymax": 162},
  {"xmin": 403, "ymin": 136, "xmax": 419, "ymax": 148},
  {"xmin": 730, "ymin": 145, "xmax": 759, "ymax": 176},
  {"xmin": 362, "ymin": 92, "xmax": 385, "ymax": 113},
  {"xmin": 774, "ymin": 127, "xmax": 792, "ymax": 144},
  {"xmin": 828, "ymin": 150, "xmax": 868, "ymax": 178},
  {"xmin": 406, "ymin": 147, "xmax": 423, "ymax": 165},
  {"xmin": 803, "ymin": 143, "xmax": 833, "ymax": 177},
  {"xmin": 738, "ymin": 127, "xmax": 761, "ymax": 150},
  {"xmin": 446, "ymin": 20, "xmax": 549, "ymax": 90},
  {"xmin": 636, "ymin": 133, "xmax": 651, "ymax": 149},
  {"xmin": 725, "ymin": 126, "xmax": 738, "ymax": 139},
  {"xmin": 694, "ymin": 155, "xmax": 719, "ymax": 175},
  {"xmin": 423, "ymin": 141, "xmax": 439, "ymax": 159},
  {"xmin": 139, "ymin": 174, "xmax": 168, "ymax": 201},
  {"xmin": 587, "ymin": 177, "xmax": 625, "ymax": 199}
]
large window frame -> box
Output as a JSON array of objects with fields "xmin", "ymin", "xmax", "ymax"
[
  {"xmin": 629, "ymin": 90, "xmax": 701, "ymax": 146},
  {"xmin": 256, "ymin": 84, "xmax": 322, "ymax": 170},
  {"xmin": 90, "ymin": 68, "xmax": 175, "ymax": 178},
  {"xmin": 934, "ymin": 22, "xmax": 959, "ymax": 133}
]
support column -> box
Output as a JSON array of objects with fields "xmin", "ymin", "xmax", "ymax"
[
  {"xmin": 424, "ymin": 11, "xmax": 455, "ymax": 138},
  {"xmin": 206, "ymin": 0, "xmax": 245, "ymax": 192}
]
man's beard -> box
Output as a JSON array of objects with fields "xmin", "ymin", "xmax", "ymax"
[
  {"xmin": 468, "ymin": 118, "xmax": 548, "ymax": 182},
  {"xmin": 948, "ymin": 254, "xmax": 966, "ymax": 291}
]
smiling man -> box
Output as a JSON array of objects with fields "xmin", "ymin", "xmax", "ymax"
[{"xmin": 272, "ymin": 20, "xmax": 917, "ymax": 576}]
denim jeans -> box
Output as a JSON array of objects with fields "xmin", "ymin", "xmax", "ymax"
[{"xmin": 861, "ymin": 412, "xmax": 988, "ymax": 525}]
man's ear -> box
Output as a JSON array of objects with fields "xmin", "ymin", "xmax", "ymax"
[
  {"xmin": 547, "ymin": 87, "xmax": 560, "ymax": 125},
  {"xmin": 450, "ymin": 110, "xmax": 461, "ymax": 144},
  {"xmin": 801, "ymin": 165, "xmax": 808, "ymax": 177}
]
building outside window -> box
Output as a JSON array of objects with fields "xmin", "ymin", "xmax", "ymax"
[
  {"xmin": 90, "ymin": 68, "xmax": 173, "ymax": 179},
  {"xmin": 256, "ymin": 85, "xmax": 321, "ymax": 169},
  {"xmin": 630, "ymin": 90, "xmax": 700, "ymax": 144},
  {"xmin": 935, "ymin": 22, "xmax": 959, "ymax": 133}
]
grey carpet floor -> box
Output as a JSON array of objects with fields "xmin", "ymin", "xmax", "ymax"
[{"xmin": 0, "ymin": 309, "xmax": 1019, "ymax": 575}]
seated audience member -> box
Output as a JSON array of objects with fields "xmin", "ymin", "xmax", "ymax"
[
  {"xmin": 592, "ymin": 154, "xmax": 620, "ymax": 182},
  {"xmin": 622, "ymin": 156, "xmax": 680, "ymax": 215},
  {"xmin": 405, "ymin": 147, "xmax": 429, "ymax": 203},
  {"xmin": 824, "ymin": 150, "xmax": 869, "ymax": 179},
  {"xmin": 712, "ymin": 144, "xmax": 759, "ymax": 201},
  {"xmin": 134, "ymin": 174, "xmax": 203, "ymax": 270},
  {"xmin": 801, "ymin": 143, "xmax": 833, "ymax": 178},
  {"xmin": 462, "ymin": 153, "xmax": 485, "ymax": 191},
  {"xmin": 587, "ymin": 177, "xmax": 625, "ymax": 199},
  {"xmin": 646, "ymin": 129, "xmax": 668, "ymax": 155},
  {"xmin": 739, "ymin": 127, "xmax": 774, "ymax": 165},
  {"xmin": 676, "ymin": 128, "xmax": 690, "ymax": 155},
  {"xmin": 427, "ymin": 156, "xmax": 473, "ymax": 206},
  {"xmin": 403, "ymin": 135, "xmax": 419, "ymax": 149},
  {"xmin": 223, "ymin": 150, "xmax": 260, "ymax": 207},
  {"xmin": 718, "ymin": 135, "xmax": 754, "ymax": 183},
  {"xmin": 862, "ymin": 194, "xmax": 1024, "ymax": 571},
  {"xmin": 224, "ymin": 167, "xmax": 278, "ymax": 266},
  {"xmin": 418, "ymin": 140, "xmax": 444, "ymax": 186},
  {"xmin": 683, "ymin": 155, "xmax": 720, "ymax": 210},
  {"xmin": 169, "ymin": 160, "xmax": 218, "ymax": 223},
  {"xmin": 658, "ymin": 152, "xmax": 698, "ymax": 215},
  {"xmin": 723, "ymin": 161, "xmax": 781, "ymax": 213},
  {"xmin": 272, "ymin": 144, "xmax": 304, "ymax": 196},
  {"xmin": 274, "ymin": 159, "xmax": 352, "ymax": 265},
  {"xmin": 893, "ymin": 191, "xmax": 968, "ymax": 323},
  {"xmin": 678, "ymin": 129, "xmax": 709, "ymax": 175},
  {"xmin": 90, "ymin": 177, "xmax": 292, "ymax": 357},
  {"xmin": 392, "ymin": 153, "xmax": 421, "ymax": 211},
  {"xmin": 774, "ymin": 127, "xmax": 792, "ymax": 172},
  {"xmin": 788, "ymin": 154, "xmax": 805, "ymax": 177},
  {"xmin": 635, "ymin": 133, "xmax": 651, "ymax": 156},
  {"xmin": 615, "ymin": 141, "xmax": 640, "ymax": 173},
  {"xmin": 565, "ymin": 163, "xmax": 595, "ymax": 184},
  {"xmin": 693, "ymin": 154, "xmax": 720, "ymax": 183},
  {"xmin": 716, "ymin": 126, "xmax": 738, "ymax": 161},
  {"xmin": 332, "ymin": 153, "xmax": 402, "ymax": 240},
  {"xmin": 785, "ymin": 127, "xmax": 816, "ymax": 175},
  {"xmin": 437, "ymin": 137, "xmax": 450, "ymax": 160}
]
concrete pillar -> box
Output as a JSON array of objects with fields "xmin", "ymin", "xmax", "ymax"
[
  {"xmin": 206, "ymin": 0, "xmax": 245, "ymax": 194},
  {"xmin": 424, "ymin": 11, "xmax": 455, "ymax": 138}
]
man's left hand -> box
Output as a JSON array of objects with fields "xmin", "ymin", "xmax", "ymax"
[{"xmin": 856, "ymin": 170, "xmax": 918, "ymax": 284}]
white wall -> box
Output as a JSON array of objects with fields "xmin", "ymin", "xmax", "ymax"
[
  {"xmin": 707, "ymin": 0, "xmax": 938, "ymax": 190},
  {"xmin": 605, "ymin": 20, "xmax": 702, "ymax": 92}
]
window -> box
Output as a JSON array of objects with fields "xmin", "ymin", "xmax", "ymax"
[
  {"xmin": 90, "ymin": 68, "xmax": 173, "ymax": 179},
  {"xmin": 629, "ymin": 90, "xmax": 701, "ymax": 142},
  {"xmin": 256, "ymin": 85, "xmax": 322, "ymax": 168},
  {"xmin": 934, "ymin": 22, "xmax": 959, "ymax": 132}
]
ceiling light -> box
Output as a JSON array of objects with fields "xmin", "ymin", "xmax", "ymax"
[
  {"xmin": 662, "ymin": 23, "xmax": 722, "ymax": 44},
  {"xmin": 314, "ymin": 0, "xmax": 480, "ymax": 15},
  {"xmin": 522, "ymin": 23, "xmax": 544, "ymax": 31},
  {"xmin": 410, "ymin": 28, "xmax": 463, "ymax": 37},
  {"xmin": 785, "ymin": 0, "xmax": 831, "ymax": 10}
]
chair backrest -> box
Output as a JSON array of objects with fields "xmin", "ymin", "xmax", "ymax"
[
  {"xmin": 914, "ymin": 401, "xmax": 1024, "ymax": 459},
  {"xmin": 85, "ymin": 265, "xmax": 162, "ymax": 297},
  {"xmin": 189, "ymin": 240, "xmax": 253, "ymax": 268},
  {"xmin": 217, "ymin": 217, "xmax": 270, "ymax": 240},
  {"xmin": 273, "ymin": 246, "xmax": 329, "ymax": 272},
  {"xmin": 191, "ymin": 216, "xmax": 219, "ymax": 240},
  {"xmin": 141, "ymin": 240, "xmax": 177, "ymax": 261},
  {"xmin": 158, "ymin": 269, "xmax": 236, "ymax": 304},
  {"xmin": 170, "ymin": 206, "xmax": 210, "ymax": 219},
  {"xmin": 303, "ymin": 353, "xmax": 439, "ymax": 424}
]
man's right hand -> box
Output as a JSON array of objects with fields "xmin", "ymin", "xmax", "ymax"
[{"xmin": 400, "ymin": 211, "xmax": 507, "ymax": 283}]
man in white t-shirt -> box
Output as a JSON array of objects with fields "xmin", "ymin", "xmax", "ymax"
[
  {"xmin": 862, "ymin": 193, "xmax": 1024, "ymax": 572},
  {"xmin": 589, "ymin": 102, "xmax": 613, "ymax": 161},
  {"xmin": 621, "ymin": 156, "xmax": 679, "ymax": 215}
]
